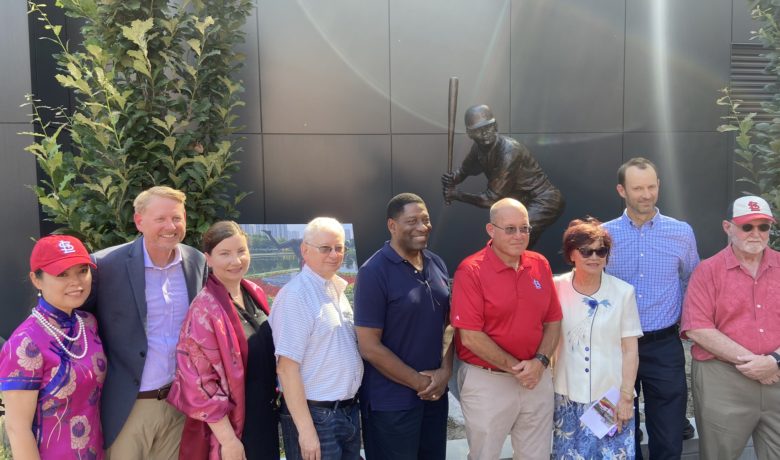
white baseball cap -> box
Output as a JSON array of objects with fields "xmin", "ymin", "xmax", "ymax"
[{"xmin": 730, "ymin": 196, "xmax": 776, "ymax": 225}]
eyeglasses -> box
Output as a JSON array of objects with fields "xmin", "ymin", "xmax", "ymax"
[
  {"xmin": 734, "ymin": 222, "xmax": 771, "ymax": 233},
  {"xmin": 576, "ymin": 246, "xmax": 609, "ymax": 258},
  {"xmin": 491, "ymin": 223, "xmax": 532, "ymax": 235},
  {"xmin": 305, "ymin": 242, "xmax": 346, "ymax": 255}
]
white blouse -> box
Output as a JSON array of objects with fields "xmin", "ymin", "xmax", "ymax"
[{"xmin": 553, "ymin": 270, "xmax": 643, "ymax": 404}]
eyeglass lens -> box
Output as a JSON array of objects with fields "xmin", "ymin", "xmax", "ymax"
[
  {"xmin": 740, "ymin": 223, "xmax": 771, "ymax": 232},
  {"xmin": 492, "ymin": 224, "xmax": 532, "ymax": 235},
  {"xmin": 306, "ymin": 242, "xmax": 346, "ymax": 254},
  {"xmin": 577, "ymin": 247, "xmax": 609, "ymax": 258}
]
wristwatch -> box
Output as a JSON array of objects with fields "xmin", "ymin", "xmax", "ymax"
[
  {"xmin": 770, "ymin": 352, "xmax": 780, "ymax": 369},
  {"xmin": 534, "ymin": 353, "xmax": 550, "ymax": 368}
]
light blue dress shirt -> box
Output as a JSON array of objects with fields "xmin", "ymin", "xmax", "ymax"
[{"xmin": 604, "ymin": 209, "xmax": 699, "ymax": 332}]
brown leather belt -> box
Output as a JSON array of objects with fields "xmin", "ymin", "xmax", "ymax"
[
  {"xmin": 137, "ymin": 384, "xmax": 172, "ymax": 400},
  {"xmin": 476, "ymin": 364, "xmax": 507, "ymax": 374}
]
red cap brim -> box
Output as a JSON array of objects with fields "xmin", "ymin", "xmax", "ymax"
[
  {"xmin": 39, "ymin": 255, "xmax": 96, "ymax": 275},
  {"xmin": 733, "ymin": 213, "xmax": 776, "ymax": 225}
]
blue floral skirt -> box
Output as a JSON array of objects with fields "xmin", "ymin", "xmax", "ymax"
[{"xmin": 552, "ymin": 393, "xmax": 635, "ymax": 459}]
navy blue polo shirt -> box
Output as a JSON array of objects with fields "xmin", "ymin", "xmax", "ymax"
[{"xmin": 354, "ymin": 242, "xmax": 450, "ymax": 411}]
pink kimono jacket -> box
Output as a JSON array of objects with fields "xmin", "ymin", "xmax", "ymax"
[{"xmin": 167, "ymin": 274, "xmax": 270, "ymax": 459}]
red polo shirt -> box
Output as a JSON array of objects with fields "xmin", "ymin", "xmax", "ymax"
[
  {"xmin": 451, "ymin": 242, "xmax": 562, "ymax": 368},
  {"xmin": 681, "ymin": 246, "xmax": 780, "ymax": 361}
]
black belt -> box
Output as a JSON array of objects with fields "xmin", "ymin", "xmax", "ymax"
[
  {"xmin": 638, "ymin": 324, "xmax": 678, "ymax": 344},
  {"xmin": 137, "ymin": 384, "xmax": 171, "ymax": 400},
  {"xmin": 306, "ymin": 396, "xmax": 357, "ymax": 409}
]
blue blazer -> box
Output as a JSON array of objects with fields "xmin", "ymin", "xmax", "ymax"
[{"xmin": 86, "ymin": 237, "xmax": 207, "ymax": 448}]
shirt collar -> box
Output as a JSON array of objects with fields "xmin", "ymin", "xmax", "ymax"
[
  {"xmin": 301, "ymin": 264, "xmax": 348, "ymax": 291},
  {"xmin": 36, "ymin": 297, "xmax": 77, "ymax": 326},
  {"xmin": 620, "ymin": 207, "xmax": 660, "ymax": 228},
  {"xmin": 485, "ymin": 240, "xmax": 530, "ymax": 272},
  {"xmin": 380, "ymin": 241, "xmax": 432, "ymax": 266},
  {"xmin": 142, "ymin": 239, "xmax": 182, "ymax": 269},
  {"xmin": 724, "ymin": 244, "xmax": 780, "ymax": 271}
]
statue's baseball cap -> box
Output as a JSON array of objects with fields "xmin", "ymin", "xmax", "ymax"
[
  {"xmin": 729, "ymin": 196, "xmax": 776, "ymax": 225},
  {"xmin": 30, "ymin": 235, "xmax": 96, "ymax": 275}
]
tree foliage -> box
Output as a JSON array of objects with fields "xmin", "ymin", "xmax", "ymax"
[
  {"xmin": 24, "ymin": 0, "xmax": 252, "ymax": 250},
  {"xmin": 718, "ymin": 1, "xmax": 780, "ymax": 249}
]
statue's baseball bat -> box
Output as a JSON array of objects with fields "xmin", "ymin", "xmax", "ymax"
[
  {"xmin": 447, "ymin": 77, "xmax": 458, "ymax": 174},
  {"xmin": 446, "ymin": 77, "xmax": 458, "ymax": 205}
]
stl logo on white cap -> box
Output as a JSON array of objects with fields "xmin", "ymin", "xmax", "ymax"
[
  {"xmin": 748, "ymin": 201, "xmax": 761, "ymax": 212},
  {"xmin": 58, "ymin": 240, "xmax": 77, "ymax": 254}
]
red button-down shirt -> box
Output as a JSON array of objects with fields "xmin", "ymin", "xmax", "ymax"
[{"xmin": 681, "ymin": 246, "xmax": 780, "ymax": 361}]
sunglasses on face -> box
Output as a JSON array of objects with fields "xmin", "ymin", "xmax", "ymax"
[
  {"xmin": 305, "ymin": 242, "xmax": 346, "ymax": 255},
  {"xmin": 735, "ymin": 222, "xmax": 771, "ymax": 233},
  {"xmin": 491, "ymin": 223, "xmax": 533, "ymax": 235},
  {"xmin": 576, "ymin": 246, "xmax": 609, "ymax": 258}
]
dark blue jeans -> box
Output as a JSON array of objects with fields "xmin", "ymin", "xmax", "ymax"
[
  {"xmin": 634, "ymin": 333, "xmax": 687, "ymax": 460},
  {"xmin": 280, "ymin": 403, "xmax": 361, "ymax": 460},
  {"xmin": 361, "ymin": 396, "xmax": 448, "ymax": 460}
]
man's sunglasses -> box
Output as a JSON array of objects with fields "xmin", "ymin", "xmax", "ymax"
[
  {"xmin": 735, "ymin": 222, "xmax": 771, "ymax": 233},
  {"xmin": 576, "ymin": 246, "xmax": 609, "ymax": 258}
]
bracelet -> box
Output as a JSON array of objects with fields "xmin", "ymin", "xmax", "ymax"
[{"xmin": 620, "ymin": 388, "xmax": 634, "ymax": 397}]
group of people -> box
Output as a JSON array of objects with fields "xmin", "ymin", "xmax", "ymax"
[{"xmin": 0, "ymin": 153, "xmax": 778, "ymax": 460}]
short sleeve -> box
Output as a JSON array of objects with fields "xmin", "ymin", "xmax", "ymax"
[
  {"xmin": 680, "ymin": 263, "xmax": 717, "ymax": 335},
  {"xmin": 541, "ymin": 264, "xmax": 563, "ymax": 323},
  {"xmin": 450, "ymin": 265, "xmax": 485, "ymax": 331},
  {"xmin": 354, "ymin": 265, "xmax": 387, "ymax": 329},
  {"xmin": 269, "ymin": 286, "xmax": 315, "ymax": 364},
  {"xmin": 0, "ymin": 331, "xmax": 44, "ymax": 391}
]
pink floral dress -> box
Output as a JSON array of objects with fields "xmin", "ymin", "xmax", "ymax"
[{"xmin": 0, "ymin": 299, "xmax": 106, "ymax": 459}]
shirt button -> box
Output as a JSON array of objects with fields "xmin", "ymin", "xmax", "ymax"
[
  {"xmin": 639, "ymin": 274, "xmax": 644, "ymax": 278},
  {"xmin": 585, "ymin": 357, "xmax": 590, "ymax": 361},
  {"xmin": 638, "ymin": 294, "xmax": 643, "ymax": 298},
  {"xmin": 640, "ymin": 253, "xmax": 644, "ymax": 257},
  {"xmin": 757, "ymin": 304, "xmax": 762, "ymax": 309},
  {"xmin": 585, "ymin": 368, "xmax": 589, "ymax": 373},
  {"xmin": 760, "ymin": 329, "xmax": 765, "ymax": 333},
  {"xmin": 585, "ymin": 347, "xmax": 590, "ymax": 352}
]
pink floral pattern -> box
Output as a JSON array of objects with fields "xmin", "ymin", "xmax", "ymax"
[{"xmin": 0, "ymin": 300, "xmax": 106, "ymax": 459}]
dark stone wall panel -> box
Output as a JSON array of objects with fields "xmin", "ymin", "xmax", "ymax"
[
  {"xmin": 389, "ymin": 0, "xmax": 511, "ymax": 134},
  {"xmin": 625, "ymin": 0, "xmax": 731, "ymax": 132},
  {"xmin": 263, "ymin": 134, "xmax": 392, "ymax": 261},
  {"xmin": 510, "ymin": 0, "xmax": 625, "ymax": 133},
  {"xmin": 258, "ymin": 0, "xmax": 391, "ymax": 134}
]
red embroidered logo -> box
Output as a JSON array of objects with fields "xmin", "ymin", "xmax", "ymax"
[{"xmin": 748, "ymin": 201, "xmax": 761, "ymax": 212}]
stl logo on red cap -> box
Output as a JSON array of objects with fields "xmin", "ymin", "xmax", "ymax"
[
  {"xmin": 58, "ymin": 240, "xmax": 77, "ymax": 254},
  {"xmin": 748, "ymin": 201, "xmax": 761, "ymax": 212}
]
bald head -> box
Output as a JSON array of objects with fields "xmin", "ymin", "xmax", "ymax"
[{"xmin": 489, "ymin": 198, "xmax": 528, "ymax": 223}]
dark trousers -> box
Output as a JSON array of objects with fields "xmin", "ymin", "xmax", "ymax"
[
  {"xmin": 361, "ymin": 397, "xmax": 448, "ymax": 460},
  {"xmin": 634, "ymin": 331, "xmax": 687, "ymax": 460}
]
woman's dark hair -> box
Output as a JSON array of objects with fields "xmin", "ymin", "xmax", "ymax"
[
  {"xmin": 561, "ymin": 217, "xmax": 612, "ymax": 265},
  {"xmin": 202, "ymin": 221, "xmax": 248, "ymax": 254}
]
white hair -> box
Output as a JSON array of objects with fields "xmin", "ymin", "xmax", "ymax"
[{"xmin": 303, "ymin": 217, "xmax": 345, "ymax": 242}]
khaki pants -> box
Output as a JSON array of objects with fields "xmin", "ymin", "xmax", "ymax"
[
  {"xmin": 458, "ymin": 363, "xmax": 553, "ymax": 460},
  {"xmin": 693, "ymin": 359, "xmax": 780, "ymax": 460},
  {"xmin": 106, "ymin": 399, "xmax": 185, "ymax": 460}
]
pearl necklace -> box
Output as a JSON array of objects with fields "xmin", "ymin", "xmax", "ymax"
[{"xmin": 32, "ymin": 309, "xmax": 88, "ymax": 359}]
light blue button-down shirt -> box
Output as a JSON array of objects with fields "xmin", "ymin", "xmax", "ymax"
[
  {"xmin": 604, "ymin": 209, "xmax": 699, "ymax": 332},
  {"xmin": 139, "ymin": 244, "xmax": 189, "ymax": 391}
]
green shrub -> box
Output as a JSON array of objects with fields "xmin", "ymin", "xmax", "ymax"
[
  {"xmin": 24, "ymin": 0, "xmax": 252, "ymax": 250},
  {"xmin": 718, "ymin": 1, "xmax": 780, "ymax": 249}
]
